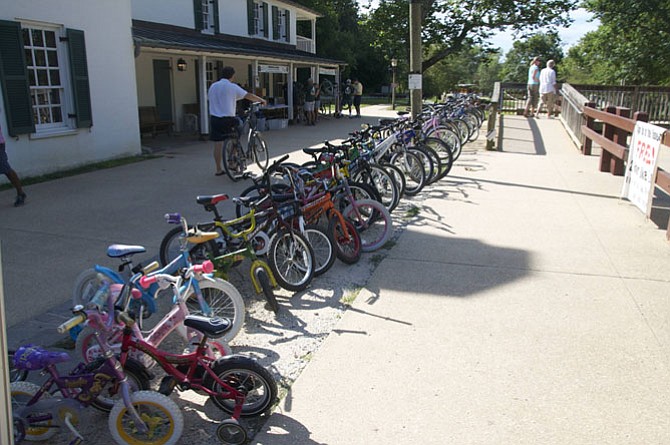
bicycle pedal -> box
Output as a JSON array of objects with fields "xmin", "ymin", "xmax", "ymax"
[{"xmin": 158, "ymin": 376, "xmax": 177, "ymax": 395}]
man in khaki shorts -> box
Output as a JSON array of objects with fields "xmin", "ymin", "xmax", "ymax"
[{"xmin": 537, "ymin": 59, "xmax": 557, "ymax": 118}]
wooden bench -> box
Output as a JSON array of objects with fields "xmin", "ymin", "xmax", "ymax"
[{"xmin": 139, "ymin": 106, "xmax": 173, "ymax": 137}]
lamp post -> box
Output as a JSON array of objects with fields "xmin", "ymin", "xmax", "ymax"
[{"xmin": 391, "ymin": 58, "xmax": 398, "ymax": 110}]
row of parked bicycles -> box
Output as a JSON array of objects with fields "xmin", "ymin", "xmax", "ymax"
[{"xmin": 7, "ymin": 94, "xmax": 486, "ymax": 445}]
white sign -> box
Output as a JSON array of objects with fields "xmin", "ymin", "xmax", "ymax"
[
  {"xmin": 408, "ymin": 74, "xmax": 422, "ymax": 90},
  {"xmin": 318, "ymin": 67, "xmax": 337, "ymax": 76},
  {"xmin": 621, "ymin": 121, "xmax": 665, "ymax": 214},
  {"xmin": 258, "ymin": 64, "xmax": 288, "ymax": 74}
]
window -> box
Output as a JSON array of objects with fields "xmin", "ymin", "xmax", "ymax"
[
  {"xmin": 22, "ymin": 26, "xmax": 66, "ymax": 130},
  {"xmin": 271, "ymin": 6, "xmax": 290, "ymax": 42},
  {"xmin": 253, "ymin": 2, "xmax": 264, "ymax": 36},
  {"xmin": 201, "ymin": 0, "xmax": 213, "ymax": 34},
  {"xmin": 0, "ymin": 20, "xmax": 91, "ymax": 137},
  {"xmin": 278, "ymin": 10, "xmax": 287, "ymax": 41},
  {"xmin": 195, "ymin": 0, "xmax": 219, "ymax": 34}
]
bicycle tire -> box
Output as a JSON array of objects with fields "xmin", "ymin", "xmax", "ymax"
[
  {"xmin": 90, "ymin": 357, "xmax": 151, "ymax": 413},
  {"xmin": 11, "ymin": 381, "xmax": 57, "ymax": 441},
  {"xmin": 354, "ymin": 164, "xmax": 400, "ymax": 213},
  {"xmin": 159, "ymin": 224, "xmax": 216, "ymax": 267},
  {"xmin": 380, "ymin": 161, "xmax": 407, "ymax": 198},
  {"xmin": 390, "ymin": 150, "xmax": 426, "ymax": 196},
  {"xmin": 185, "ymin": 278, "xmax": 246, "ymax": 343},
  {"xmin": 204, "ymin": 355, "xmax": 278, "ymax": 417},
  {"xmin": 109, "ymin": 390, "xmax": 184, "ymax": 445},
  {"xmin": 343, "ymin": 199, "xmax": 393, "ymax": 252},
  {"xmin": 427, "ymin": 125, "xmax": 462, "ymax": 162},
  {"xmin": 72, "ymin": 267, "xmax": 103, "ymax": 308},
  {"xmin": 250, "ymin": 132, "xmax": 270, "ymax": 170},
  {"xmin": 408, "ymin": 146, "xmax": 437, "ymax": 185},
  {"xmin": 255, "ymin": 267, "xmax": 278, "ymax": 314},
  {"xmin": 268, "ymin": 228, "xmax": 314, "ymax": 292},
  {"xmin": 235, "ymin": 183, "xmax": 292, "ymax": 218},
  {"xmin": 304, "ymin": 224, "xmax": 336, "ymax": 276},
  {"xmin": 328, "ymin": 214, "xmax": 361, "ymax": 264},
  {"xmin": 223, "ymin": 138, "xmax": 245, "ymax": 182},
  {"xmin": 422, "ymin": 136, "xmax": 454, "ymax": 179}
]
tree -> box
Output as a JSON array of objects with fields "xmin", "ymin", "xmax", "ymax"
[
  {"xmin": 363, "ymin": 0, "xmax": 577, "ymax": 73},
  {"xmin": 422, "ymin": 45, "xmax": 500, "ymax": 97},
  {"xmin": 500, "ymin": 32, "xmax": 564, "ymax": 83}
]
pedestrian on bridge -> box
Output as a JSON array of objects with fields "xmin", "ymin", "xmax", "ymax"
[
  {"xmin": 537, "ymin": 60, "xmax": 558, "ymax": 119},
  {"xmin": 523, "ymin": 56, "xmax": 541, "ymax": 118}
]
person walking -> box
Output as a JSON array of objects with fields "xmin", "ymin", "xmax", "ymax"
[
  {"xmin": 0, "ymin": 122, "xmax": 26, "ymax": 207},
  {"xmin": 208, "ymin": 66, "xmax": 266, "ymax": 176},
  {"xmin": 537, "ymin": 59, "xmax": 558, "ymax": 119},
  {"xmin": 523, "ymin": 56, "xmax": 541, "ymax": 118},
  {"xmin": 352, "ymin": 78, "xmax": 363, "ymax": 118},
  {"xmin": 303, "ymin": 78, "xmax": 317, "ymax": 126}
]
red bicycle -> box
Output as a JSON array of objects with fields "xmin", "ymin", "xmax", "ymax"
[{"xmin": 118, "ymin": 261, "xmax": 278, "ymax": 445}]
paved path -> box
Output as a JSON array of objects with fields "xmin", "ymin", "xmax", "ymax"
[{"xmin": 251, "ymin": 115, "xmax": 670, "ymax": 444}]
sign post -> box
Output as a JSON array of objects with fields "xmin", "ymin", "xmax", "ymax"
[{"xmin": 621, "ymin": 121, "xmax": 665, "ymax": 215}]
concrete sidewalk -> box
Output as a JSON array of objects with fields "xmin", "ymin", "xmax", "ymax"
[{"xmin": 251, "ymin": 116, "xmax": 670, "ymax": 444}]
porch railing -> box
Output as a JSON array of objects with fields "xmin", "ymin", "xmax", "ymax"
[{"xmin": 296, "ymin": 36, "xmax": 314, "ymax": 53}]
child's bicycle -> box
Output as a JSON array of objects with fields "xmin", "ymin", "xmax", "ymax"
[
  {"xmin": 11, "ymin": 298, "xmax": 183, "ymax": 445},
  {"xmin": 123, "ymin": 268, "xmax": 278, "ymax": 444}
]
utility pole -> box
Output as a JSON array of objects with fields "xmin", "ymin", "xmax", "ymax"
[{"xmin": 409, "ymin": 0, "xmax": 422, "ymax": 119}]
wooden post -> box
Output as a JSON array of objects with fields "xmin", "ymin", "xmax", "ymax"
[
  {"xmin": 610, "ymin": 107, "xmax": 630, "ymax": 175},
  {"xmin": 581, "ymin": 101, "xmax": 596, "ymax": 155},
  {"xmin": 599, "ymin": 105, "xmax": 617, "ymax": 172},
  {"xmin": 485, "ymin": 101, "xmax": 498, "ymax": 151}
]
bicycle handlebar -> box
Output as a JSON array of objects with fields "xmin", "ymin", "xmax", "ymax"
[
  {"xmin": 56, "ymin": 312, "xmax": 87, "ymax": 334},
  {"xmin": 165, "ymin": 213, "xmax": 181, "ymax": 225},
  {"xmin": 116, "ymin": 311, "xmax": 136, "ymax": 328},
  {"xmin": 138, "ymin": 260, "xmax": 214, "ymax": 289}
]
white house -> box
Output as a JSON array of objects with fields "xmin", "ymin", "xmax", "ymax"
[
  {"xmin": 132, "ymin": 0, "xmax": 342, "ymax": 135},
  {"xmin": 0, "ymin": 0, "xmax": 140, "ymax": 179},
  {"xmin": 0, "ymin": 0, "xmax": 342, "ymax": 181}
]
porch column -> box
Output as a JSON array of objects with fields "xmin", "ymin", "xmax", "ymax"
[
  {"xmin": 199, "ymin": 55, "xmax": 208, "ymax": 134},
  {"xmin": 311, "ymin": 19, "xmax": 316, "ymax": 53},
  {"xmin": 252, "ymin": 59, "xmax": 259, "ymax": 96},
  {"xmin": 288, "ymin": 62, "xmax": 294, "ymax": 121}
]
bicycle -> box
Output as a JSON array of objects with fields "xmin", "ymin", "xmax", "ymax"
[
  {"xmin": 222, "ymin": 102, "xmax": 270, "ymax": 181},
  {"xmin": 11, "ymin": 300, "xmax": 182, "ymax": 445},
  {"xmin": 125, "ymin": 269, "xmax": 279, "ymax": 444}
]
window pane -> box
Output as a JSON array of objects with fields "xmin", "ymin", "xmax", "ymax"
[
  {"xmin": 47, "ymin": 50, "xmax": 58, "ymax": 67},
  {"xmin": 24, "ymin": 49, "xmax": 34, "ymax": 67},
  {"xmin": 32, "ymin": 29, "xmax": 44, "ymax": 47},
  {"xmin": 49, "ymin": 69, "xmax": 60, "ymax": 86},
  {"xmin": 50, "ymin": 89, "xmax": 61, "ymax": 105},
  {"xmin": 52, "ymin": 106, "xmax": 63, "ymax": 123},
  {"xmin": 35, "ymin": 90, "xmax": 48, "ymax": 105},
  {"xmin": 35, "ymin": 50, "xmax": 46, "ymax": 67},
  {"xmin": 39, "ymin": 107, "xmax": 51, "ymax": 124},
  {"xmin": 37, "ymin": 70, "xmax": 49, "ymax": 86},
  {"xmin": 22, "ymin": 28, "xmax": 31, "ymax": 45},
  {"xmin": 32, "ymin": 109, "xmax": 39, "ymax": 124},
  {"xmin": 45, "ymin": 31, "xmax": 56, "ymax": 48}
]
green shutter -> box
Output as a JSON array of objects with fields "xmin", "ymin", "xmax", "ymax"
[
  {"xmin": 66, "ymin": 28, "xmax": 92, "ymax": 128},
  {"xmin": 0, "ymin": 20, "xmax": 34, "ymax": 136},
  {"xmin": 247, "ymin": 64, "xmax": 253, "ymax": 89},
  {"xmin": 247, "ymin": 0, "xmax": 254, "ymax": 35},
  {"xmin": 212, "ymin": 0, "xmax": 220, "ymax": 33},
  {"xmin": 263, "ymin": 2, "xmax": 269, "ymax": 38},
  {"xmin": 194, "ymin": 0, "xmax": 203, "ymax": 30},
  {"xmin": 272, "ymin": 6, "xmax": 279, "ymax": 40},
  {"xmin": 285, "ymin": 10, "xmax": 290, "ymax": 42}
]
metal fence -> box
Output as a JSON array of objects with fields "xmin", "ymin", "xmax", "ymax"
[{"xmin": 571, "ymin": 84, "xmax": 670, "ymax": 124}]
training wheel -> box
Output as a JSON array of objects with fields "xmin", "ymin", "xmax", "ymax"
[{"xmin": 216, "ymin": 419, "xmax": 248, "ymax": 444}]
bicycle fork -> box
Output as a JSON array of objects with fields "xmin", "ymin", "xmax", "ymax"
[{"xmin": 249, "ymin": 260, "xmax": 277, "ymax": 293}]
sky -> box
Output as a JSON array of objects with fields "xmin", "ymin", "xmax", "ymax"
[{"xmin": 356, "ymin": 1, "xmax": 600, "ymax": 56}]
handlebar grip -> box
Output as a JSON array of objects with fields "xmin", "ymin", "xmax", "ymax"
[
  {"xmin": 142, "ymin": 261, "xmax": 160, "ymax": 275},
  {"xmin": 139, "ymin": 275, "xmax": 157, "ymax": 289},
  {"xmin": 116, "ymin": 311, "xmax": 136, "ymax": 327},
  {"xmin": 193, "ymin": 260, "xmax": 214, "ymax": 274},
  {"xmin": 165, "ymin": 213, "xmax": 181, "ymax": 224},
  {"xmin": 56, "ymin": 313, "xmax": 87, "ymax": 334}
]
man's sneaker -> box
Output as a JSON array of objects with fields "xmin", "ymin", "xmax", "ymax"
[{"xmin": 14, "ymin": 193, "xmax": 26, "ymax": 207}]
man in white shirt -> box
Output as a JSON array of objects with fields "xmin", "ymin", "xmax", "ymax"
[
  {"xmin": 208, "ymin": 66, "xmax": 265, "ymax": 176},
  {"xmin": 536, "ymin": 59, "xmax": 557, "ymax": 119}
]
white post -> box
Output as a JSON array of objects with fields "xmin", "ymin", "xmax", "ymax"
[
  {"xmin": 0, "ymin": 244, "xmax": 14, "ymax": 445},
  {"xmin": 199, "ymin": 55, "xmax": 208, "ymax": 135}
]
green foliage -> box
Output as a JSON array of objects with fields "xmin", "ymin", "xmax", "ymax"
[
  {"xmin": 422, "ymin": 45, "xmax": 501, "ymax": 96},
  {"xmin": 500, "ymin": 32, "xmax": 564, "ymax": 83}
]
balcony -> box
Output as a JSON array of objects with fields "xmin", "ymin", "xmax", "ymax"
[{"xmin": 296, "ymin": 35, "xmax": 314, "ymax": 53}]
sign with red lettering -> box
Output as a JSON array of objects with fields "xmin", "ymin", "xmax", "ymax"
[{"xmin": 621, "ymin": 121, "xmax": 665, "ymax": 215}]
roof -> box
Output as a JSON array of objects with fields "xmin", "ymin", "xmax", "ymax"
[{"xmin": 132, "ymin": 20, "xmax": 342, "ymax": 66}]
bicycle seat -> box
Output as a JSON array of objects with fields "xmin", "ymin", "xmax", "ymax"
[
  {"xmin": 185, "ymin": 229, "xmax": 220, "ymax": 244},
  {"xmin": 196, "ymin": 194, "xmax": 229, "ymax": 207},
  {"xmin": 13, "ymin": 345, "xmax": 70, "ymax": 371},
  {"xmin": 183, "ymin": 315, "xmax": 232, "ymax": 339},
  {"xmin": 107, "ymin": 244, "xmax": 146, "ymax": 258}
]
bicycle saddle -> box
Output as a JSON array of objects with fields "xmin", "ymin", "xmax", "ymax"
[
  {"xmin": 196, "ymin": 194, "xmax": 229, "ymax": 206},
  {"xmin": 183, "ymin": 315, "xmax": 232, "ymax": 339},
  {"xmin": 13, "ymin": 345, "xmax": 70, "ymax": 370},
  {"xmin": 185, "ymin": 228, "xmax": 219, "ymax": 244},
  {"xmin": 107, "ymin": 244, "xmax": 146, "ymax": 258}
]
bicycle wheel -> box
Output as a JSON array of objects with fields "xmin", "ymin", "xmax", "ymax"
[
  {"xmin": 268, "ymin": 228, "xmax": 314, "ymax": 292},
  {"xmin": 254, "ymin": 266, "xmax": 278, "ymax": 313},
  {"xmin": 328, "ymin": 214, "xmax": 361, "ymax": 264},
  {"xmin": 76, "ymin": 325, "xmax": 122, "ymax": 364},
  {"xmin": 390, "ymin": 151, "xmax": 426, "ymax": 196},
  {"xmin": 90, "ymin": 358, "xmax": 151, "ymax": 413},
  {"xmin": 159, "ymin": 224, "xmax": 215, "ymax": 267},
  {"xmin": 235, "ymin": 183, "xmax": 291, "ymax": 218},
  {"xmin": 304, "ymin": 224, "xmax": 336, "ymax": 276},
  {"xmin": 380, "ymin": 161, "xmax": 406, "ymax": 198},
  {"xmin": 11, "ymin": 381, "xmax": 57, "ymax": 441},
  {"xmin": 8, "ymin": 350, "xmax": 28, "ymax": 382},
  {"xmin": 72, "ymin": 267, "xmax": 102, "ymax": 307},
  {"xmin": 204, "ymin": 355, "xmax": 278, "ymax": 417},
  {"xmin": 422, "ymin": 136, "xmax": 454, "ymax": 179},
  {"xmin": 428, "ymin": 125, "xmax": 462, "ymax": 162},
  {"xmin": 354, "ymin": 164, "xmax": 400, "ymax": 213},
  {"xmin": 250, "ymin": 132, "xmax": 270, "ymax": 170},
  {"xmin": 343, "ymin": 199, "xmax": 393, "ymax": 252},
  {"xmin": 185, "ymin": 278, "xmax": 245, "ymax": 343},
  {"xmin": 408, "ymin": 146, "xmax": 437, "ymax": 185},
  {"xmin": 223, "ymin": 138, "xmax": 245, "ymax": 182},
  {"xmin": 109, "ymin": 390, "xmax": 184, "ymax": 445}
]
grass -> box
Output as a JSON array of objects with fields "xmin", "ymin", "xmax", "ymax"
[
  {"xmin": 340, "ymin": 287, "xmax": 362, "ymax": 306},
  {"xmin": 405, "ymin": 205, "xmax": 421, "ymax": 218},
  {"xmin": 0, "ymin": 154, "xmax": 156, "ymax": 191}
]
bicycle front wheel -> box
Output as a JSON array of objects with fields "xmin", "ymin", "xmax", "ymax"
[
  {"xmin": 268, "ymin": 228, "xmax": 315, "ymax": 292},
  {"xmin": 250, "ymin": 132, "xmax": 270, "ymax": 170},
  {"xmin": 304, "ymin": 224, "xmax": 336, "ymax": 276},
  {"xmin": 109, "ymin": 390, "xmax": 184, "ymax": 445},
  {"xmin": 343, "ymin": 199, "xmax": 393, "ymax": 252},
  {"xmin": 223, "ymin": 138, "xmax": 245, "ymax": 182},
  {"xmin": 185, "ymin": 278, "xmax": 245, "ymax": 343}
]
